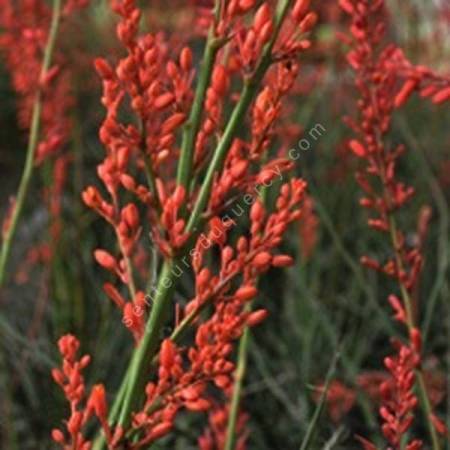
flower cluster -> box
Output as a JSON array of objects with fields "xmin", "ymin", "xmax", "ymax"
[
  {"xmin": 80, "ymin": 180, "xmax": 305, "ymax": 449},
  {"xmin": 341, "ymin": 0, "xmax": 423, "ymax": 296},
  {"xmin": 0, "ymin": 0, "xmax": 88, "ymax": 163},
  {"xmin": 379, "ymin": 330, "xmax": 422, "ymax": 450},
  {"xmin": 388, "ymin": 52, "xmax": 450, "ymax": 107},
  {"xmin": 51, "ymin": 335, "xmax": 115, "ymax": 449},
  {"xmin": 340, "ymin": 0, "xmax": 443, "ymax": 447},
  {"xmin": 53, "ymin": 0, "xmax": 316, "ymax": 447},
  {"xmin": 0, "ymin": 0, "xmax": 90, "ymax": 283},
  {"xmin": 84, "ymin": 0, "xmax": 316, "ymax": 342},
  {"xmin": 54, "ymin": 185, "xmax": 307, "ymax": 449}
]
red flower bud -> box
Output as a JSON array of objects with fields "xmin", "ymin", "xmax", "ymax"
[
  {"xmin": 394, "ymin": 79, "xmax": 418, "ymax": 108},
  {"xmin": 430, "ymin": 414, "xmax": 448, "ymax": 436},
  {"xmin": 258, "ymin": 20, "xmax": 274, "ymax": 44},
  {"xmin": 154, "ymin": 92, "xmax": 175, "ymax": 110},
  {"xmin": 292, "ymin": 0, "xmax": 310, "ymax": 22},
  {"xmin": 52, "ymin": 368, "xmax": 65, "ymax": 385},
  {"xmin": 160, "ymin": 339, "xmax": 176, "ymax": 369},
  {"xmin": 299, "ymin": 12, "xmax": 318, "ymax": 33},
  {"xmin": 247, "ymin": 309, "xmax": 269, "ymax": 327},
  {"xmin": 94, "ymin": 58, "xmax": 114, "ymax": 79},
  {"xmin": 122, "ymin": 203, "xmax": 139, "ymax": 229},
  {"xmin": 120, "ymin": 174, "xmax": 136, "ymax": 190},
  {"xmin": 67, "ymin": 411, "xmax": 83, "ymax": 435},
  {"xmin": 173, "ymin": 185, "xmax": 186, "ymax": 205},
  {"xmin": 162, "ymin": 113, "xmax": 186, "ymax": 134},
  {"xmin": 82, "ymin": 186, "xmax": 101, "ymax": 208},
  {"xmin": 349, "ymin": 139, "xmax": 366, "ymax": 157},
  {"xmin": 239, "ymin": 0, "xmax": 255, "ymax": 12},
  {"xmin": 253, "ymin": 251, "xmax": 272, "ymax": 268},
  {"xmin": 149, "ymin": 422, "xmax": 173, "ymax": 440},
  {"xmin": 272, "ymin": 255, "xmax": 294, "ymax": 267},
  {"xmin": 250, "ymin": 200, "xmax": 265, "ymax": 222},
  {"xmin": 185, "ymin": 398, "xmax": 211, "ymax": 411},
  {"xmin": 89, "ymin": 384, "xmax": 108, "ymax": 420},
  {"xmin": 180, "ymin": 47, "xmax": 193, "ymax": 71},
  {"xmin": 254, "ymin": 3, "xmax": 271, "ymax": 30},
  {"xmin": 235, "ymin": 285, "xmax": 258, "ymax": 301},
  {"xmin": 432, "ymin": 87, "xmax": 450, "ymax": 104},
  {"xmin": 230, "ymin": 160, "xmax": 249, "ymax": 179},
  {"xmin": 212, "ymin": 65, "xmax": 229, "ymax": 95},
  {"xmin": 51, "ymin": 429, "xmax": 65, "ymax": 444},
  {"xmin": 410, "ymin": 328, "xmax": 422, "ymax": 354},
  {"xmin": 339, "ymin": 0, "xmax": 354, "ymax": 14},
  {"xmin": 94, "ymin": 249, "xmax": 117, "ymax": 271}
]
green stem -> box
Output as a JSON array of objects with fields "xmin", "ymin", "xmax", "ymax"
[
  {"xmin": 299, "ymin": 352, "xmax": 339, "ymax": 450},
  {"xmin": 417, "ymin": 371, "xmax": 441, "ymax": 450},
  {"xmin": 176, "ymin": 28, "xmax": 221, "ymax": 190},
  {"xmin": 92, "ymin": 366, "xmax": 130, "ymax": 450},
  {"xmin": 223, "ymin": 323, "xmax": 251, "ymax": 450},
  {"xmin": 139, "ymin": 122, "xmax": 162, "ymax": 215},
  {"xmin": 0, "ymin": 0, "xmax": 62, "ymax": 287},
  {"xmin": 223, "ymin": 152, "xmax": 271, "ymax": 450},
  {"xmin": 117, "ymin": 260, "xmax": 176, "ymax": 428}
]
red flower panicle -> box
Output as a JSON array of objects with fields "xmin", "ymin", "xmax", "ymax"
[
  {"xmin": 340, "ymin": 0, "xmax": 443, "ymax": 447},
  {"xmin": 127, "ymin": 183, "xmax": 306, "ymax": 448},
  {"xmin": 56, "ymin": 0, "xmax": 316, "ymax": 447},
  {"xmin": 379, "ymin": 332, "xmax": 422, "ymax": 450},
  {"xmin": 52, "ymin": 334, "xmax": 116, "ymax": 450},
  {"xmin": 84, "ymin": 0, "xmax": 316, "ymax": 344},
  {"xmin": 0, "ymin": 0, "xmax": 89, "ymax": 163}
]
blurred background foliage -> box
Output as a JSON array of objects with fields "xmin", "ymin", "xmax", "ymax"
[{"xmin": 0, "ymin": 1, "xmax": 449, "ymax": 449}]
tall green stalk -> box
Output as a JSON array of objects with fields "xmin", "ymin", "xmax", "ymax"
[
  {"xmin": 176, "ymin": 30, "xmax": 222, "ymax": 190},
  {"xmin": 116, "ymin": 260, "xmax": 176, "ymax": 428},
  {"xmin": 299, "ymin": 352, "xmax": 339, "ymax": 450},
  {"xmin": 0, "ymin": 0, "xmax": 62, "ymax": 287},
  {"xmin": 223, "ymin": 321, "xmax": 251, "ymax": 450}
]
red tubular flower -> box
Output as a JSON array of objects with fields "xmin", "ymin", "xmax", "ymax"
[{"xmin": 52, "ymin": 335, "xmax": 118, "ymax": 449}]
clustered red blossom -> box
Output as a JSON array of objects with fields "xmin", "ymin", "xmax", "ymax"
[
  {"xmin": 0, "ymin": 0, "xmax": 88, "ymax": 163},
  {"xmin": 83, "ymin": 0, "xmax": 198, "ymax": 338},
  {"xmin": 322, "ymin": 368, "xmax": 446, "ymax": 425},
  {"xmin": 378, "ymin": 330, "xmax": 422, "ymax": 450},
  {"xmin": 51, "ymin": 335, "xmax": 115, "ymax": 449},
  {"xmin": 58, "ymin": 182, "xmax": 306, "ymax": 449},
  {"xmin": 390, "ymin": 54, "xmax": 450, "ymax": 107},
  {"xmin": 53, "ymin": 0, "xmax": 316, "ymax": 448},
  {"xmin": 82, "ymin": 0, "xmax": 315, "ymax": 341},
  {"xmin": 340, "ymin": 0, "xmax": 447, "ymax": 448}
]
